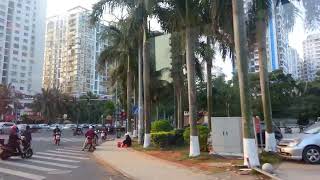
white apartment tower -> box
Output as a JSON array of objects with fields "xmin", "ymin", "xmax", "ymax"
[
  {"xmin": 43, "ymin": 6, "xmax": 108, "ymax": 97},
  {"xmin": 287, "ymin": 47, "xmax": 300, "ymax": 80},
  {"xmin": 0, "ymin": 0, "xmax": 46, "ymax": 95},
  {"xmin": 302, "ymin": 33, "xmax": 320, "ymax": 81},
  {"xmin": 248, "ymin": 0, "xmax": 289, "ymax": 74}
]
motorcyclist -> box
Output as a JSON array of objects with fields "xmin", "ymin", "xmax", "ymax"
[
  {"xmin": 7, "ymin": 126, "xmax": 22, "ymax": 155},
  {"xmin": 21, "ymin": 125, "xmax": 32, "ymax": 150},
  {"xmin": 53, "ymin": 125, "xmax": 61, "ymax": 141},
  {"xmin": 82, "ymin": 126, "xmax": 95, "ymax": 151}
]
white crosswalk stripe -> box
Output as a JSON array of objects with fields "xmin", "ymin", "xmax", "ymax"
[
  {"xmin": 31, "ymin": 137, "xmax": 84, "ymax": 142},
  {"xmin": 36, "ymin": 152, "xmax": 89, "ymax": 160},
  {"xmin": 0, "ymin": 160, "xmax": 58, "ymax": 172},
  {"xmin": 32, "ymin": 155, "xmax": 81, "ymax": 163},
  {"xmin": 47, "ymin": 150, "xmax": 86, "ymax": 156},
  {"xmin": 0, "ymin": 146, "xmax": 88, "ymax": 180},
  {"xmin": 0, "ymin": 167, "xmax": 46, "ymax": 180},
  {"xmin": 56, "ymin": 148, "xmax": 84, "ymax": 153}
]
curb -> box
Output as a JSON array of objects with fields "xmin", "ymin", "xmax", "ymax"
[{"xmin": 252, "ymin": 167, "xmax": 282, "ymax": 180}]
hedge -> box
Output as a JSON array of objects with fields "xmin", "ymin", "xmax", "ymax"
[
  {"xmin": 151, "ymin": 120, "xmax": 173, "ymax": 132},
  {"xmin": 151, "ymin": 129, "xmax": 185, "ymax": 148},
  {"xmin": 183, "ymin": 125, "xmax": 210, "ymax": 151}
]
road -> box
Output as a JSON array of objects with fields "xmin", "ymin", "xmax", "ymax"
[{"xmin": 0, "ymin": 129, "xmax": 128, "ymax": 180}]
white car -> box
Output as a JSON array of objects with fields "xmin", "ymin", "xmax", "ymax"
[
  {"xmin": 17, "ymin": 124, "xmax": 28, "ymax": 132},
  {"xmin": 63, "ymin": 124, "xmax": 77, "ymax": 130},
  {"xmin": 39, "ymin": 124, "xmax": 50, "ymax": 129},
  {"xmin": 0, "ymin": 122, "xmax": 15, "ymax": 134}
]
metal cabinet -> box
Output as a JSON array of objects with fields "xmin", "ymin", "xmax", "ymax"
[{"xmin": 211, "ymin": 117, "xmax": 243, "ymax": 156}]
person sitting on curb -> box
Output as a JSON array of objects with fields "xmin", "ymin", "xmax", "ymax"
[{"xmin": 118, "ymin": 133, "xmax": 132, "ymax": 148}]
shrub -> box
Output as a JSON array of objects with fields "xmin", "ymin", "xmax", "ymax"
[
  {"xmin": 151, "ymin": 120, "xmax": 173, "ymax": 132},
  {"xmin": 151, "ymin": 131, "xmax": 174, "ymax": 148},
  {"xmin": 151, "ymin": 129, "xmax": 185, "ymax": 148},
  {"xmin": 183, "ymin": 125, "xmax": 210, "ymax": 151}
]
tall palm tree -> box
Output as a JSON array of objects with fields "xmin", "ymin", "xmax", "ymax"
[
  {"xmin": 231, "ymin": 0, "xmax": 260, "ymax": 167},
  {"xmin": 96, "ymin": 18, "xmax": 138, "ymax": 134}
]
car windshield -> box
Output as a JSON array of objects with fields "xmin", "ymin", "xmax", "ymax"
[{"xmin": 304, "ymin": 123, "xmax": 320, "ymax": 134}]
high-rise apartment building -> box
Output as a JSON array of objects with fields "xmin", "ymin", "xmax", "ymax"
[
  {"xmin": 287, "ymin": 47, "xmax": 300, "ymax": 80},
  {"xmin": 248, "ymin": 0, "xmax": 290, "ymax": 74},
  {"xmin": 0, "ymin": 0, "xmax": 46, "ymax": 95},
  {"xmin": 302, "ymin": 33, "xmax": 320, "ymax": 81},
  {"xmin": 43, "ymin": 6, "xmax": 108, "ymax": 97}
]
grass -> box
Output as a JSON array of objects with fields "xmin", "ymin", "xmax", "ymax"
[{"xmin": 260, "ymin": 151, "xmax": 282, "ymax": 165}]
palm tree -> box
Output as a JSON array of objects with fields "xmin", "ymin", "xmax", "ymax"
[
  {"xmin": 32, "ymin": 88, "xmax": 63, "ymax": 124},
  {"xmin": 231, "ymin": 0, "xmax": 260, "ymax": 167}
]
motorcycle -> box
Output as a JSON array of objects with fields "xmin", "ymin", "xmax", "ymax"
[
  {"xmin": 21, "ymin": 135, "xmax": 33, "ymax": 158},
  {"xmin": 54, "ymin": 132, "xmax": 61, "ymax": 146},
  {"xmin": 0, "ymin": 138, "xmax": 32, "ymax": 160},
  {"xmin": 84, "ymin": 137, "xmax": 95, "ymax": 152},
  {"xmin": 101, "ymin": 131, "xmax": 107, "ymax": 141},
  {"xmin": 73, "ymin": 128, "xmax": 83, "ymax": 136}
]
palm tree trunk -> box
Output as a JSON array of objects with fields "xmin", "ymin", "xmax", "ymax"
[
  {"xmin": 206, "ymin": 37, "xmax": 213, "ymax": 130},
  {"xmin": 143, "ymin": 21, "xmax": 151, "ymax": 148},
  {"xmin": 138, "ymin": 33, "xmax": 144, "ymax": 144},
  {"xmin": 185, "ymin": 23, "xmax": 200, "ymax": 156},
  {"xmin": 178, "ymin": 87, "xmax": 184, "ymax": 129},
  {"xmin": 232, "ymin": 0, "xmax": 260, "ymax": 167},
  {"xmin": 126, "ymin": 55, "xmax": 132, "ymax": 135},
  {"xmin": 256, "ymin": 5, "xmax": 275, "ymax": 152}
]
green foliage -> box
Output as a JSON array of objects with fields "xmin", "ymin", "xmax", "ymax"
[
  {"xmin": 183, "ymin": 125, "xmax": 210, "ymax": 151},
  {"xmin": 104, "ymin": 101, "xmax": 115, "ymax": 116},
  {"xmin": 151, "ymin": 120, "xmax": 173, "ymax": 132},
  {"xmin": 151, "ymin": 129, "xmax": 185, "ymax": 148}
]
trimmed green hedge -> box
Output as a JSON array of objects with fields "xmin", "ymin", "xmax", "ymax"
[
  {"xmin": 183, "ymin": 125, "xmax": 210, "ymax": 151},
  {"xmin": 151, "ymin": 120, "xmax": 173, "ymax": 132},
  {"xmin": 151, "ymin": 129, "xmax": 185, "ymax": 148}
]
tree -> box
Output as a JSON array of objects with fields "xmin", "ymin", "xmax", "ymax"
[
  {"xmin": 32, "ymin": 88, "xmax": 63, "ymax": 124},
  {"xmin": 231, "ymin": 0, "xmax": 260, "ymax": 167},
  {"xmin": 0, "ymin": 84, "xmax": 12, "ymax": 120}
]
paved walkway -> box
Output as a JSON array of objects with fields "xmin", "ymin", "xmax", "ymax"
[
  {"xmin": 275, "ymin": 162, "xmax": 320, "ymax": 180},
  {"xmin": 93, "ymin": 140, "xmax": 256, "ymax": 180}
]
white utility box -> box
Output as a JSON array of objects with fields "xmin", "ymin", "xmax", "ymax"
[{"xmin": 211, "ymin": 117, "xmax": 243, "ymax": 156}]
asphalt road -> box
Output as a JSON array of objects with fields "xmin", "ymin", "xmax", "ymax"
[{"xmin": 0, "ymin": 129, "xmax": 127, "ymax": 180}]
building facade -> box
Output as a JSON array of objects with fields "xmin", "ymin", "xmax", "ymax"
[
  {"xmin": 248, "ymin": 0, "xmax": 290, "ymax": 74},
  {"xmin": 287, "ymin": 47, "xmax": 300, "ymax": 80},
  {"xmin": 0, "ymin": 0, "xmax": 46, "ymax": 95},
  {"xmin": 43, "ymin": 6, "xmax": 108, "ymax": 97},
  {"xmin": 302, "ymin": 33, "xmax": 320, "ymax": 81}
]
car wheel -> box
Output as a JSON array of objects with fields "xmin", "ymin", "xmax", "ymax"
[{"xmin": 303, "ymin": 146, "xmax": 320, "ymax": 164}]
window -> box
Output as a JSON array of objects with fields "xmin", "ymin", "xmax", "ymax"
[
  {"xmin": 14, "ymin": 37, "xmax": 19, "ymax": 41},
  {"xmin": 13, "ymin": 50, "xmax": 18, "ymax": 55},
  {"xmin": 20, "ymin": 73, "xmax": 25, "ymax": 77},
  {"xmin": 20, "ymin": 80, "xmax": 25, "ymax": 83},
  {"xmin": 22, "ymin": 52, "xmax": 27, "ymax": 57},
  {"xmin": 22, "ymin": 45, "xmax": 27, "ymax": 50},
  {"xmin": 13, "ymin": 43, "xmax": 19, "ymax": 48},
  {"xmin": 11, "ymin": 79, "xmax": 17, "ymax": 83},
  {"xmin": 11, "ymin": 71, "xmax": 17, "ymax": 76},
  {"xmin": 24, "ymin": 26, "xmax": 29, "ymax": 31},
  {"xmin": 15, "ymin": 23, "xmax": 20, "ymax": 28},
  {"xmin": 19, "ymin": 87, "xmax": 24, "ymax": 90},
  {"xmin": 12, "ymin": 64, "xmax": 17, "ymax": 69},
  {"xmin": 23, "ymin": 39, "xmax": 28, "ymax": 43},
  {"xmin": 24, "ymin": 32, "xmax": 28, "ymax": 36},
  {"xmin": 21, "ymin": 66, "xmax": 26, "ymax": 70}
]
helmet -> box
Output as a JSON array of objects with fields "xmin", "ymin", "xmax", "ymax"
[
  {"xmin": 26, "ymin": 125, "xmax": 30, "ymax": 130},
  {"xmin": 10, "ymin": 125, "xmax": 18, "ymax": 134},
  {"xmin": 56, "ymin": 125, "xmax": 59, "ymax": 128},
  {"xmin": 89, "ymin": 126, "xmax": 93, "ymax": 129}
]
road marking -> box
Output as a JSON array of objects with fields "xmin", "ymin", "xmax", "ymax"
[
  {"xmin": 36, "ymin": 152, "xmax": 89, "ymax": 160},
  {"xmin": 32, "ymin": 155, "xmax": 80, "ymax": 163},
  {"xmin": 0, "ymin": 160, "xmax": 58, "ymax": 172},
  {"xmin": 47, "ymin": 150, "xmax": 86, "ymax": 156},
  {"xmin": 26, "ymin": 159, "xmax": 79, "ymax": 169},
  {"xmin": 61, "ymin": 147, "xmax": 83, "ymax": 150},
  {"xmin": 0, "ymin": 167, "xmax": 46, "ymax": 180},
  {"xmin": 56, "ymin": 149, "xmax": 84, "ymax": 153}
]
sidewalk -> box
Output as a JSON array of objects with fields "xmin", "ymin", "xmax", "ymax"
[{"xmin": 93, "ymin": 140, "xmax": 256, "ymax": 180}]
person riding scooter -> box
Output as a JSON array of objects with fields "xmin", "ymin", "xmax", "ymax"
[
  {"xmin": 82, "ymin": 126, "xmax": 95, "ymax": 151},
  {"xmin": 21, "ymin": 125, "xmax": 32, "ymax": 151},
  {"xmin": 53, "ymin": 125, "xmax": 61, "ymax": 145},
  {"xmin": 7, "ymin": 126, "xmax": 22, "ymax": 155}
]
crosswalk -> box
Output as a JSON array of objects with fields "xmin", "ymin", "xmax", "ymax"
[
  {"xmin": 0, "ymin": 147, "xmax": 88, "ymax": 180},
  {"xmin": 0, "ymin": 136, "xmax": 85, "ymax": 143}
]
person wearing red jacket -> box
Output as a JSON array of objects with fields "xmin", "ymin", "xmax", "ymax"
[{"xmin": 82, "ymin": 126, "xmax": 95, "ymax": 151}]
